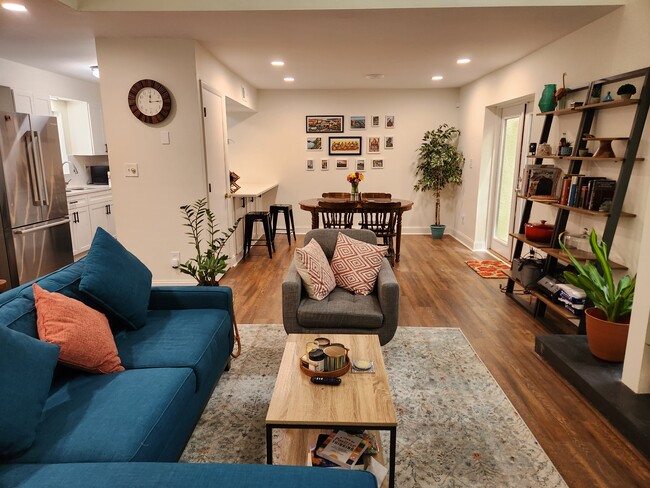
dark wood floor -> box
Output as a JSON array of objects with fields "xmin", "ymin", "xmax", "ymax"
[{"xmin": 222, "ymin": 234, "xmax": 650, "ymax": 488}]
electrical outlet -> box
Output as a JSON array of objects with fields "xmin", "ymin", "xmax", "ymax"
[
  {"xmin": 171, "ymin": 251, "xmax": 180, "ymax": 269},
  {"xmin": 125, "ymin": 163, "xmax": 139, "ymax": 177}
]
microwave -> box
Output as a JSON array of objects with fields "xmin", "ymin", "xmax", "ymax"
[{"xmin": 89, "ymin": 165, "xmax": 110, "ymax": 185}]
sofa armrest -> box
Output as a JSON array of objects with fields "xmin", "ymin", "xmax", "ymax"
[
  {"xmin": 282, "ymin": 262, "xmax": 304, "ymax": 333},
  {"xmin": 148, "ymin": 286, "xmax": 234, "ymax": 318},
  {"xmin": 376, "ymin": 259, "xmax": 399, "ymax": 344}
]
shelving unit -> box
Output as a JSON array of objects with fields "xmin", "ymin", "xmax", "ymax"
[{"xmin": 506, "ymin": 67, "xmax": 650, "ymax": 331}]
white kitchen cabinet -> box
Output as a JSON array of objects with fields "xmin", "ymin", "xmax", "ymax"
[
  {"xmin": 88, "ymin": 190, "xmax": 116, "ymax": 238},
  {"xmin": 67, "ymin": 196, "xmax": 93, "ymax": 256}
]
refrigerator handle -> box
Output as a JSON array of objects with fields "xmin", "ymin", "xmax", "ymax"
[
  {"xmin": 33, "ymin": 131, "xmax": 50, "ymax": 206},
  {"xmin": 24, "ymin": 132, "xmax": 43, "ymax": 206},
  {"xmin": 12, "ymin": 218, "xmax": 71, "ymax": 235}
]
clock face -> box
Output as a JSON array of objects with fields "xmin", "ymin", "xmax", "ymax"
[{"xmin": 128, "ymin": 79, "xmax": 172, "ymax": 124}]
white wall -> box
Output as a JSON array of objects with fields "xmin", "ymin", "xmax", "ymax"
[
  {"xmin": 458, "ymin": 0, "xmax": 650, "ymax": 392},
  {"xmin": 227, "ymin": 89, "xmax": 460, "ymax": 234}
]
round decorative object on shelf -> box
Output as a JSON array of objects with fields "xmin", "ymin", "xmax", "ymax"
[{"xmin": 128, "ymin": 79, "xmax": 172, "ymax": 124}]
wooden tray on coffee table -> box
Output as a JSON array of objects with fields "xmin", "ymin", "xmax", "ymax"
[{"xmin": 299, "ymin": 357, "xmax": 351, "ymax": 377}]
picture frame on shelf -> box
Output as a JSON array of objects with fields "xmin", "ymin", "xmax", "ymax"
[
  {"xmin": 371, "ymin": 115, "xmax": 380, "ymax": 127},
  {"xmin": 385, "ymin": 115, "xmax": 395, "ymax": 128},
  {"xmin": 350, "ymin": 116, "xmax": 366, "ymax": 130},
  {"xmin": 329, "ymin": 136, "xmax": 362, "ymax": 155},
  {"xmin": 306, "ymin": 115, "xmax": 344, "ymax": 133},
  {"xmin": 356, "ymin": 159, "xmax": 365, "ymax": 171},
  {"xmin": 321, "ymin": 159, "xmax": 329, "ymax": 171},
  {"xmin": 336, "ymin": 159, "xmax": 349, "ymax": 170},
  {"xmin": 307, "ymin": 137, "xmax": 322, "ymax": 151},
  {"xmin": 372, "ymin": 159, "xmax": 384, "ymax": 169},
  {"xmin": 384, "ymin": 136, "xmax": 394, "ymax": 149},
  {"xmin": 306, "ymin": 159, "xmax": 315, "ymax": 171},
  {"xmin": 367, "ymin": 136, "xmax": 380, "ymax": 153}
]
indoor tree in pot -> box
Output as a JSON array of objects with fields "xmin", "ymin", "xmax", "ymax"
[
  {"xmin": 559, "ymin": 229, "xmax": 635, "ymax": 362},
  {"xmin": 414, "ymin": 124, "xmax": 464, "ymax": 239},
  {"xmin": 179, "ymin": 198, "xmax": 241, "ymax": 286}
]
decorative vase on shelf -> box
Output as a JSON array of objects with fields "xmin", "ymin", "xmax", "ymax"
[
  {"xmin": 603, "ymin": 91, "xmax": 614, "ymax": 102},
  {"xmin": 538, "ymin": 84, "xmax": 557, "ymax": 113}
]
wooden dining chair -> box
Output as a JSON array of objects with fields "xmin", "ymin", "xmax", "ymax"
[
  {"xmin": 361, "ymin": 192, "xmax": 392, "ymax": 199},
  {"xmin": 321, "ymin": 192, "xmax": 351, "ymax": 199},
  {"xmin": 359, "ymin": 201, "xmax": 401, "ymax": 265},
  {"xmin": 318, "ymin": 200, "xmax": 357, "ymax": 229}
]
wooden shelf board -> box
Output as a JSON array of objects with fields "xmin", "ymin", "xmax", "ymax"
[
  {"xmin": 510, "ymin": 233, "xmax": 553, "ymax": 248},
  {"xmin": 575, "ymin": 99, "xmax": 640, "ymax": 111},
  {"xmin": 583, "ymin": 137, "xmax": 629, "ymax": 141},
  {"xmin": 551, "ymin": 203, "xmax": 636, "ymax": 218},
  {"xmin": 544, "ymin": 247, "xmax": 628, "ymax": 270},
  {"xmin": 526, "ymin": 155, "xmax": 643, "ymax": 162}
]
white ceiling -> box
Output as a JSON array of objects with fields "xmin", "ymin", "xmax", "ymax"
[{"xmin": 0, "ymin": 0, "xmax": 622, "ymax": 89}]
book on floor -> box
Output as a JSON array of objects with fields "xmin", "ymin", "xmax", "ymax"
[{"xmin": 315, "ymin": 430, "xmax": 371, "ymax": 469}]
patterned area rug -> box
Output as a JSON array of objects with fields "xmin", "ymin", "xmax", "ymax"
[
  {"xmin": 465, "ymin": 259, "xmax": 511, "ymax": 279},
  {"xmin": 181, "ymin": 325, "xmax": 567, "ymax": 488}
]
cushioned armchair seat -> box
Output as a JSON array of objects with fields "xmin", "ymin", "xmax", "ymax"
[{"xmin": 283, "ymin": 229, "xmax": 399, "ymax": 345}]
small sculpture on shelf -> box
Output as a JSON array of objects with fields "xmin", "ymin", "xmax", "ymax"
[
  {"xmin": 617, "ymin": 83, "xmax": 636, "ymax": 100},
  {"xmin": 602, "ymin": 91, "xmax": 614, "ymax": 103},
  {"xmin": 554, "ymin": 72, "xmax": 569, "ymax": 110}
]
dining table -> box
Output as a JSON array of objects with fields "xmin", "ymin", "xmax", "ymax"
[{"xmin": 298, "ymin": 197, "xmax": 414, "ymax": 263}]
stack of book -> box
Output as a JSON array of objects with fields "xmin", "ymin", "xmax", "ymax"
[
  {"xmin": 310, "ymin": 430, "xmax": 377, "ymax": 470},
  {"xmin": 558, "ymin": 175, "xmax": 616, "ymax": 210}
]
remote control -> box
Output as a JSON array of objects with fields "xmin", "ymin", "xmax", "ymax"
[{"xmin": 311, "ymin": 376, "xmax": 341, "ymax": 386}]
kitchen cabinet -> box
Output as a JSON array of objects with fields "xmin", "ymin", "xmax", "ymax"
[
  {"xmin": 67, "ymin": 188, "xmax": 115, "ymax": 257},
  {"xmin": 88, "ymin": 191, "xmax": 116, "ymax": 237}
]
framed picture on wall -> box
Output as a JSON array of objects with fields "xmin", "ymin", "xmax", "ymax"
[
  {"xmin": 356, "ymin": 159, "xmax": 365, "ymax": 171},
  {"xmin": 336, "ymin": 159, "xmax": 349, "ymax": 170},
  {"xmin": 385, "ymin": 115, "xmax": 395, "ymax": 128},
  {"xmin": 321, "ymin": 159, "xmax": 329, "ymax": 171},
  {"xmin": 329, "ymin": 136, "xmax": 362, "ymax": 155},
  {"xmin": 307, "ymin": 137, "xmax": 322, "ymax": 151},
  {"xmin": 372, "ymin": 159, "xmax": 384, "ymax": 169},
  {"xmin": 384, "ymin": 136, "xmax": 394, "ymax": 149},
  {"xmin": 350, "ymin": 116, "xmax": 366, "ymax": 130},
  {"xmin": 306, "ymin": 115, "xmax": 344, "ymax": 133},
  {"xmin": 371, "ymin": 115, "xmax": 380, "ymax": 127},
  {"xmin": 367, "ymin": 136, "xmax": 381, "ymax": 153},
  {"xmin": 306, "ymin": 159, "xmax": 315, "ymax": 171}
]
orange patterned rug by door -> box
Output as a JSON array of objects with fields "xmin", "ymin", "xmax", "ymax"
[{"xmin": 465, "ymin": 260, "xmax": 510, "ymax": 279}]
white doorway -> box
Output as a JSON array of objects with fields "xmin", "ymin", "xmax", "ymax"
[
  {"xmin": 488, "ymin": 101, "xmax": 532, "ymax": 259},
  {"xmin": 200, "ymin": 83, "xmax": 234, "ymax": 257}
]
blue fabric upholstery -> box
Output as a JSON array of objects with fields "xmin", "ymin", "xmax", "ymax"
[
  {"xmin": 0, "ymin": 462, "xmax": 377, "ymax": 488},
  {"xmin": 0, "ymin": 327, "xmax": 59, "ymax": 458},
  {"xmin": 79, "ymin": 228, "xmax": 152, "ymax": 329},
  {"xmin": 114, "ymin": 308, "xmax": 233, "ymax": 391},
  {"xmin": 10, "ymin": 368, "xmax": 196, "ymax": 463}
]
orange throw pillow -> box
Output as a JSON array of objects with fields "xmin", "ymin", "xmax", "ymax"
[{"xmin": 33, "ymin": 283, "xmax": 125, "ymax": 374}]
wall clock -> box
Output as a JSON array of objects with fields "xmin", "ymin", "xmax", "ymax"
[{"xmin": 128, "ymin": 79, "xmax": 172, "ymax": 124}]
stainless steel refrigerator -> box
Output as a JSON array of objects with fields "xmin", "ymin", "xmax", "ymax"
[{"xmin": 0, "ymin": 111, "xmax": 73, "ymax": 288}]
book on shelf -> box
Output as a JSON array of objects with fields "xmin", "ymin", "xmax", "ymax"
[
  {"xmin": 315, "ymin": 430, "xmax": 371, "ymax": 469},
  {"xmin": 588, "ymin": 179, "xmax": 616, "ymax": 211},
  {"xmin": 523, "ymin": 165, "xmax": 562, "ymax": 199},
  {"xmin": 559, "ymin": 175, "xmax": 572, "ymax": 205},
  {"xmin": 567, "ymin": 174, "xmax": 583, "ymax": 207}
]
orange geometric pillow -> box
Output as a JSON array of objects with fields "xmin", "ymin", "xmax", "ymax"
[
  {"xmin": 33, "ymin": 283, "xmax": 125, "ymax": 374},
  {"xmin": 330, "ymin": 232, "xmax": 387, "ymax": 295}
]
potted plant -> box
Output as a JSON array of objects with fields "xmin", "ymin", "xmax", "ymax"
[
  {"xmin": 558, "ymin": 136, "xmax": 572, "ymax": 156},
  {"xmin": 589, "ymin": 84, "xmax": 602, "ymax": 104},
  {"xmin": 617, "ymin": 83, "xmax": 637, "ymax": 100},
  {"xmin": 559, "ymin": 229, "xmax": 636, "ymax": 362},
  {"xmin": 414, "ymin": 124, "xmax": 464, "ymax": 239},
  {"xmin": 179, "ymin": 198, "xmax": 241, "ymax": 286}
]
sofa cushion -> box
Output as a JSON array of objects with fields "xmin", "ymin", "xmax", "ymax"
[
  {"xmin": 79, "ymin": 228, "xmax": 152, "ymax": 330},
  {"xmin": 113, "ymin": 308, "xmax": 232, "ymax": 391},
  {"xmin": 33, "ymin": 284, "xmax": 124, "ymax": 374},
  {"xmin": 297, "ymin": 287, "xmax": 383, "ymax": 329},
  {"xmin": 330, "ymin": 232, "xmax": 387, "ymax": 295},
  {"xmin": 294, "ymin": 239, "xmax": 336, "ymax": 300},
  {"xmin": 10, "ymin": 367, "xmax": 196, "ymax": 463},
  {"xmin": 0, "ymin": 326, "xmax": 60, "ymax": 458}
]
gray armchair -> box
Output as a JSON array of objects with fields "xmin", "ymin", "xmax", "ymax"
[{"xmin": 282, "ymin": 228, "xmax": 399, "ymax": 345}]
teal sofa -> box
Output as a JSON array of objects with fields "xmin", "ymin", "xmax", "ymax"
[{"xmin": 0, "ymin": 230, "xmax": 375, "ymax": 487}]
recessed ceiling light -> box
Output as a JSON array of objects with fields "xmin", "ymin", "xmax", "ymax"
[
  {"xmin": 365, "ymin": 73, "xmax": 385, "ymax": 80},
  {"xmin": 457, "ymin": 58, "xmax": 471, "ymax": 65},
  {"xmin": 271, "ymin": 60, "xmax": 285, "ymax": 67},
  {"xmin": 283, "ymin": 77, "xmax": 295, "ymax": 82},
  {"xmin": 2, "ymin": 3, "xmax": 27, "ymax": 11},
  {"xmin": 431, "ymin": 75, "xmax": 443, "ymax": 81},
  {"xmin": 90, "ymin": 65, "xmax": 100, "ymax": 79}
]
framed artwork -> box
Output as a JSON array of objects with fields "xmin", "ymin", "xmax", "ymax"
[
  {"xmin": 372, "ymin": 159, "xmax": 384, "ymax": 169},
  {"xmin": 307, "ymin": 137, "xmax": 322, "ymax": 151},
  {"xmin": 306, "ymin": 159, "xmax": 315, "ymax": 171},
  {"xmin": 371, "ymin": 115, "xmax": 380, "ymax": 127},
  {"xmin": 356, "ymin": 159, "xmax": 365, "ymax": 172},
  {"xmin": 367, "ymin": 136, "xmax": 381, "ymax": 153},
  {"xmin": 350, "ymin": 116, "xmax": 366, "ymax": 130},
  {"xmin": 306, "ymin": 115, "xmax": 344, "ymax": 133},
  {"xmin": 329, "ymin": 136, "xmax": 362, "ymax": 155},
  {"xmin": 384, "ymin": 136, "xmax": 394, "ymax": 149},
  {"xmin": 385, "ymin": 115, "xmax": 395, "ymax": 128},
  {"xmin": 321, "ymin": 159, "xmax": 329, "ymax": 171},
  {"xmin": 336, "ymin": 159, "xmax": 349, "ymax": 170}
]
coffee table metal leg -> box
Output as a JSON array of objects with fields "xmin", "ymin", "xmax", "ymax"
[
  {"xmin": 266, "ymin": 426, "xmax": 273, "ymax": 464},
  {"xmin": 389, "ymin": 426, "xmax": 397, "ymax": 488}
]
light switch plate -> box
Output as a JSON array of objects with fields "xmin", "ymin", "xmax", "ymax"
[
  {"xmin": 125, "ymin": 163, "xmax": 139, "ymax": 177},
  {"xmin": 160, "ymin": 131, "xmax": 170, "ymax": 145}
]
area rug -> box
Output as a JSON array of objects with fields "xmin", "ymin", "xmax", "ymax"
[
  {"xmin": 181, "ymin": 325, "xmax": 567, "ymax": 488},
  {"xmin": 465, "ymin": 259, "xmax": 510, "ymax": 279}
]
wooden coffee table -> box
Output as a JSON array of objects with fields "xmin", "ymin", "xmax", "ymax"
[{"xmin": 265, "ymin": 333, "xmax": 397, "ymax": 487}]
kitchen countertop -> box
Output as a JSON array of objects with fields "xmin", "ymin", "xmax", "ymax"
[
  {"xmin": 234, "ymin": 183, "xmax": 278, "ymax": 198},
  {"xmin": 65, "ymin": 185, "xmax": 111, "ymax": 197}
]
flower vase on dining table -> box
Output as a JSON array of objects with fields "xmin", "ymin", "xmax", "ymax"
[{"xmin": 350, "ymin": 184, "xmax": 360, "ymax": 201}]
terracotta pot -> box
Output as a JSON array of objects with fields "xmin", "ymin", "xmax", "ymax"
[
  {"xmin": 524, "ymin": 220, "xmax": 554, "ymax": 243},
  {"xmin": 585, "ymin": 307, "xmax": 630, "ymax": 362}
]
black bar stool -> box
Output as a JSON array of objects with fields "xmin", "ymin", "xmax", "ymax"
[
  {"xmin": 269, "ymin": 204, "xmax": 296, "ymax": 245},
  {"xmin": 243, "ymin": 211, "xmax": 275, "ymax": 258}
]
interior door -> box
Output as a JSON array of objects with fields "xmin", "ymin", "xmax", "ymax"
[
  {"xmin": 200, "ymin": 84, "xmax": 233, "ymax": 257},
  {"xmin": 488, "ymin": 102, "xmax": 531, "ymax": 259}
]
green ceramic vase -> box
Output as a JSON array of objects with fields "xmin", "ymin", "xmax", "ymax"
[{"xmin": 538, "ymin": 84, "xmax": 557, "ymax": 113}]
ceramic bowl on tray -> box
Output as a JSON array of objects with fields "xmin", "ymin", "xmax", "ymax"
[{"xmin": 524, "ymin": 220, "xmax": 554, "ymax": 243}]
